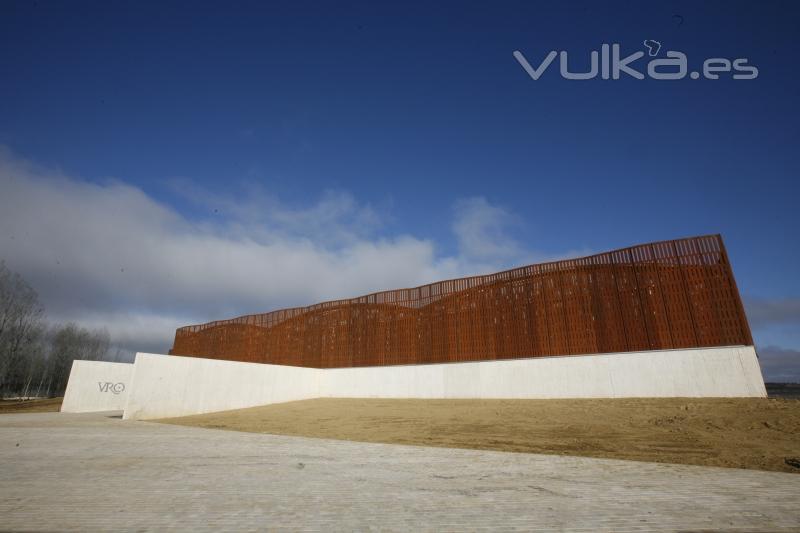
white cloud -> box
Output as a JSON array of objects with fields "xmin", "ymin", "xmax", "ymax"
[
  {"xmin": 452, "ymin": 196, "xmax": 524, "ymax": 263},
  {"xmin": 3, "ymin": 148, "xmax": 574, "ymax": 355},
  {"xmin": 451, "ymin": 196, "xmax": 592, "ymax": 272},
  {"xmin": 168, "ymin": 179, "xmax": 383, "ymax": 247}
]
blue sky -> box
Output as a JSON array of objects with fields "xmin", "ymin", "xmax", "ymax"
[{"xmin": 0, "ymin": 1, "xmax": 798, "ymax": 379}]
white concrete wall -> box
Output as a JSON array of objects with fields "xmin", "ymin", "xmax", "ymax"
[
  {"xmin": 120, "ymin": 346, "xmax": 766, "ymax": 420},
  {"xmin": 320, "ymin": 346, "xmax": 767, "ymax": 399},
  {"xmin": 61, "ymin": 360, "xmax": 134, "ymax": 413},
  {"xmin": 122, "ymin": 353, "xmax": 320, "ymax": 420}
]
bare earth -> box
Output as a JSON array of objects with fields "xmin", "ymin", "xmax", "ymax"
[
  {"xmin": 0, "ymin": 397, "xmax": 62, "ymax": 413},
  {"xmin": 159, "ymin": 397, "xmax": 800, "ymax": 473}
]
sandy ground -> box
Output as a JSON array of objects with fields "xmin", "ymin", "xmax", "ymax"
[
  {"xmin": 159, "ymin": 397, "xmax": 800, "ymax": 473},
  {"xmin": 0, "ymin": 397, "xmax": 62, "ymax": 413}
]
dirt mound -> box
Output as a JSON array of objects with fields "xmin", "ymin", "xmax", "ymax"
[
  {"xmin": 158, "ymin": 397, "xmax": 800, "ymax": 473},
  {"xmin": 0, "ymin": 397, "xmax": 63, "ymax": 413}
]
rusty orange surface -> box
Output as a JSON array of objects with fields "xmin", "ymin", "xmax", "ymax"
[{"xmin": 170, "ymin": 234, "xmax": 753, "ymax": 367}]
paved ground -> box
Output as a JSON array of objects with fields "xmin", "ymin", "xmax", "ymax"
[{"xmin": 1, "ymin": 412, "xmax": 799, "ymax": 532}]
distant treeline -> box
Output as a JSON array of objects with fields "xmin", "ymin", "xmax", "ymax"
[
  {"xmin": 0, "ymin": 261, "xmax": 117, "ymax": 398},
  {"xmin": 765, "ymin": 383, "xmax": 800, "ymax": 400}
]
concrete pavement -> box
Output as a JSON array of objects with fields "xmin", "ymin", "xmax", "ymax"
[{"xmin": 1, "ymin": 411, "xmax": 799, "ymax": 531}]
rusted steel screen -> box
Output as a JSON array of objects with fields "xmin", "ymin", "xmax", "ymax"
[{"xmin": 170, "ymin": 234, "xmax": 753, "ymax": 368}]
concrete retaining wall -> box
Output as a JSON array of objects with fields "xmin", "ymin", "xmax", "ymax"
[
  {"xmin": 61, "ymin": 360, "xmax": 134, "ymax": 413},
  {"xmin": 320, "ymin": 346, "xmax": 767, "ymax": 399},
  {"xmin": 122, "ymin": 353, "xmax": 320, "ymax": 420},
  {"xmin": 120, "ymin": 346, "xmax": 766, "ymax": 420}
]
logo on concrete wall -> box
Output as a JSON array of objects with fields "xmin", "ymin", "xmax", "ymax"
[{"xmin": 98, "ymin": 381, "xmax": 125, "ymax": 394}]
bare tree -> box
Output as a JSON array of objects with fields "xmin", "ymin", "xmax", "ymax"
[
  {"xmin": 0, "ymin": 262, "xmax": 116, "ymax": 398},
  {"xmin": 0, "ymin": 261, "xmax": 44, "ymax": 395},
  {"xmin": 20, "ymin": 331, "xmax": 47, "ymax": 399},
  {"xmin": 46, "ymin": 323, "xmax": 111, "ymax": 396}
]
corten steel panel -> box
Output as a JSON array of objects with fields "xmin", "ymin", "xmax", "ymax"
[{"xmin": 170, "ymin": 235, "xmax": 754, "ymax": 368}]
